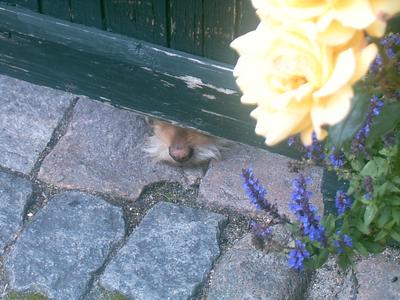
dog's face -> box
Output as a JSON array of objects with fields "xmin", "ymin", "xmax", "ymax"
[{"xmin": 144, "ymin": 120, "xmax": 223, "ymax": 165}]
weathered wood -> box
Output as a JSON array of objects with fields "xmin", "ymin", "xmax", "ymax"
[
  {"xmin": 41, "ymin": 0, "xmax": 70, "ymax": 21},
  {"xmin": 203, "ymin": 0, "xmax": 236, "ymax": 64},
  {"xmin": 1, "ymin": 0, "xmax": 38, "ymax": 10},
  {"xmin": 236, "ymin": 0, "xmax": 258, "ymax": 36},
  {"xmin": 70, "ymin": 0, "xmax": 103, "ymax": 29},
  {"xmin": 169, "ymin": 0, "xmax": 203, "ymax": 56},
  {"xmin": 103, "ymin": 0, "xmax": 167, "ymax": 46},
  {"xmin": 0, "ymin": 4, "xmax": 298, "ymax": 159}
]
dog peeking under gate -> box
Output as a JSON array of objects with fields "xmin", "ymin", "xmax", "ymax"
[{"xmin": 144, "ymin": 119, "xmax": 226, "ymax": 165}]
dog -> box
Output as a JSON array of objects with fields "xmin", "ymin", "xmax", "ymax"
[{"xmin": 144, "ymin": 119, "xmax": 225, "ymax": 165}]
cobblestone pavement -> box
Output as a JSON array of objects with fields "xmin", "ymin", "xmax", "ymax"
[{"xmin": 0, "ymin": 74, "xmax": 399, "ymax": 299}]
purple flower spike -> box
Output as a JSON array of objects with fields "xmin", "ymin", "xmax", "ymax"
[
  {"xmin": 335, "ymin": 190, "xmax": 352, "ymax": 215},
  {"xmin": 288, "ymin": 240, "xmax": 310, "ymax": 271},
  {"xmin": 305, "ymin": 132, "xmax": 325, "ymax": 164},
  {"xmin": 351, "ymin": 96, "xmax": 384, "ymax": 154},
  {"xmin": 289, "ymin": 175, "xmax": 326, "ymax": 245},
  {"xmin": 329, "ymin": 146, "xmax": 346, "ymax": 168},
  {"xmin": 334, "ymin": 231, "xmax": 353, "ymax": 254},
  {"xmin": 241, "ymin": 168, "xmax": 270, "ymax": 210}
]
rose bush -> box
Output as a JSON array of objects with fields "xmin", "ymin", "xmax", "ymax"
[
  {"xmin": 252, "ymin": 0, "xmax": 400, "ymax": 43},
  {"xmin": 231, "ymin": 21, "xmax": 377, "ymax": 146},
  {"xmin": 236, "ymin": 0, "xmax": 400, "ymax": 272}
]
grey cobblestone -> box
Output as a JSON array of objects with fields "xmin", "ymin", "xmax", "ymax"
[
  {"xmin": 0, "ymin": 171, "xmax": 32, "ymax": 253},
  {"xmin": 356, "ymin": 248, "xmax": 400, "ymax": 300},
  {"xmin": 1, "ymin": 75, "xmax": 399, "ymax": 300},
  {"xmin": 5, "ymin": 191, "xmax": 125, "ymax": 300},
  {"xmin": 38, "ymin": 98, "xmax": 203, "ymax": 199},
  {"xmin": 198, "ymin": 143, "xmax": 324, "ymax": 220},
  {"xmin": 208, "ymin": 228, "xmax": 309, "ymax": 300},
  {"xmin": 306, "ymin": 248, "xmax": 400, "ymax": 300},
  {"xmin": 0, "ymin": 75, "xmax": 73, "ymax": 174},
  {"xmin": 100, "ymin": 202, "xmax": 226, "ymax": 300}
]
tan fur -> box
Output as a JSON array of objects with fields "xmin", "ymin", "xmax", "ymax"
[{"xmin": 144, "ymin": 119, "xmax": 225, "ymax": 165}]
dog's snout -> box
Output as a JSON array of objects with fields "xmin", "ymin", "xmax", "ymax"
[{"xmin": 168, "ymin": 144, "xmax": 194, "ymax": 163}]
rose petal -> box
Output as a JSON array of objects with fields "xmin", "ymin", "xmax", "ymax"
[
  {"xmin": 352, "ymin": 43, "xmax": 378, "ymax": 83},
  {"xmin": 317, "ymin": 21, "xmax": 356, "ymax": 46},
  {"xmin": 366, "ymin": 20, "xmax": 387, "ymax": 37},
  {"xmin": 334, "ymin": 0, "xmax": 376, "ymax": 29},
  {"xmin": 251, "ymin": 101, "xmax": 312, "ymax": 146},
  {"xmin": 313, "ymin": 48, "xmax": 355, "ymax": 98},
  {"xmin": 311, "ymin": 86, "xmax": 354, "ymax": 134}
]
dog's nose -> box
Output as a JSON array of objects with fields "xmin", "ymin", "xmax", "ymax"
[{"xmin": 169, "ymin": 145, "xmax": 194, "ymax": 163}]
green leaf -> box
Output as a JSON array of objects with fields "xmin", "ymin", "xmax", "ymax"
[
  {"xmin": 388, "ymin": 196, "xmax": 400, "ymax": 206},
  {"xmin": 360, "ymin": 158, "xmax": 387, "ymax": 178},
  {"xmin": 384, "ymin": 220, "xmax": 396, "ymax": 230},
  {"xmin": 390, "ymin": 231, "xmax": 400, "ymax": 242},
  {"xmin": 354, "ymin": 241, "xmax": 369, "ymax": 256},
  {"xmin": 356, "ymin": 220, "xmax": 370, "ymax": 235},
  {"xmin": 350, "ymin": 160, "xmax": 363, "ymax": 172},
  {"xmin": 392, "ymin": 176, "xmax": 400, "ymax": 185},
  {"xmin": 362, "ymin": 241, "xmax": 384, "ymax": 253},
  {"xmin": 377, "ymin": 207, "xmax": 391, "ymax": 228},
  {"xmin": 337, "ymin": 253, "xmax": 351, "ymax": 271},
  {"xmin": 321, "ymin": 214, "xmax": 335, "ymax": 233},
  {"xmin": 393, "ymin": 209, "xmax": 400, "ymax": 224},
  {"xmin": 329, "ymin": 88, "xmax": 370, "ymax": 147},
  {"xmin": 316, "ymin": 249, "xmax": 329, "ymax": 268},
  {"xmin": 374, "ymin": 230, "xmax": 388, "ymax": 241},
  {"xmin": 378, "ymin": 182, "xmax": 400, "ymax": 197},
  {"xmin": 364, "ymin": 205, "xmax": 378, "ymax": 226}
]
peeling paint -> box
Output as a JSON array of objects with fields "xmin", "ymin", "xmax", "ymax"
[
  {"xmin": 186, "ymin": 57, "xmax": 234, "ymax": 72},
  {"xmin": 203, "ymin": 94, "xmax": 216, "ymax": 100},
  {"xmin": 151, "ymin": 47, "xmax": 180, "ymax": 57},
  {"xmin": 179, "ymin": 75, "xmax": 236, "ymax": 95},
  {"xmin": 201, "ymin": 109, "xmax": 241, "ymax": 122},
  {"xmin": 150, "ymin": 47, "xmax": 233, "ymax": 73},
  {"xmin": 160, "ymin": 80, "xmax": 175, "ymax": 87},
  {"xmin": 141, "ymin": 66, "xmax": 152, "ymax": 72},
  {"xmin": 99, "ymin": 96, "xmax": 111, "ymax": 101},
  {"xmin": 161, "ymin": 72, "xmax": 236, "ymax": 95},
  {"xmin": 8, "ymin": 65, "xmax": 29, "ymax": 73}
]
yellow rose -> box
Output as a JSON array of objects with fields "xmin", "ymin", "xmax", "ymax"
[
  {"xmin": 231, "ymin": 21, "xmax": 377, "ymax": 146},
  {"xmin": 252, "ymin": 0, "xmax": 400, "ymax": 45}
]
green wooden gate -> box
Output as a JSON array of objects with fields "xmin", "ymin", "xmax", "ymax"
[
  {"xmin": 2, "ymin": 0, "xmax": 259, "ymax": 64},
  {"xmin": 0, "ymin": 1, "xmax": 284, "ymax": 153}
]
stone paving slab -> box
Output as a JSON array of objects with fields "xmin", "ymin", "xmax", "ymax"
[
  {"xmin": 207, "ymin": 227, "xmax": 308, "ymax": 300},
  {"xmin": 0, "ymin": 75, "xmax": 73, "ymax": 174},
  {"xmin": 199, "ymin": 143, "xmax": 324, "ymax": 220},
  {"xmin": 306, "ymin": 257, "xmax": 355, "ymax": 300},
  {"xmin": 356, "ymin": 248, "xmax": 400, "ymax": 300},
  {"xmin": 38, "ymin": 98, "xmax": 203, "ymax": 199},
  {"xmin": 100, "ymin": 201, "xmax": 226, "ymax": 300},
  {"xmin": 306, "ymin": 248, "xmax": 400, "ymax": 300},
  {"xmin": 0, "ymin": 171, "xmax": 32, "ymax": 253},
  {"xmin": 5, "ymin": 191, "xmax": 125, "ymax": 300}
]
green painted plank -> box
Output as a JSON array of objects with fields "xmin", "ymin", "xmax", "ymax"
[
  {"xmin": 103, "ymin": 0, "xmax": 167, "ymax": 46},
  {"xmin": 236, "ymin": 0, "xmax": 258, "ymax": 36},
  {"xmin": 0, "ymin": 3, "xmax": 299, "ymax": 159},
  {"xmin": 41, "ymin": 0, "xmax": 70, "ymax": 21},
  {"xmin": 169, "ymin": 0, "xmax": 203, "ymax": 56},
  {"xmin": 203, "ymin": 0, "xmax": 236, "ymax": 64},
  {"xmin": 70, "ymin": 0, "xmax": 103, "ymax": 29},
  {"xmin": 1, "ymin": 0, "xmax": 38, "ymax": 11}
]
